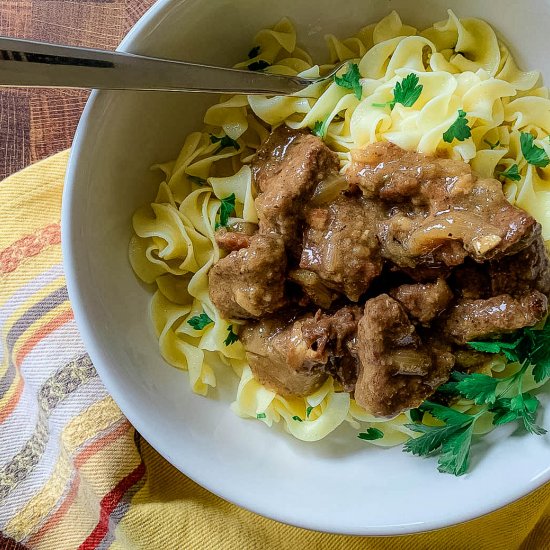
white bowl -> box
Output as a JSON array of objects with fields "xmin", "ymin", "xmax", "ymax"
[{"xmin": 62, "ymin": 0, "xmax": 550, "ymax": 535}]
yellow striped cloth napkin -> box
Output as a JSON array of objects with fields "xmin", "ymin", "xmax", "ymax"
[{"xmin": 0, "ymin": 151, "xmax": 549, "ymax": 550}]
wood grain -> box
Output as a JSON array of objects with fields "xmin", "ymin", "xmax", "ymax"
[{"xmin": 0, "ymin": 0, "xmax": 155, "ymax": 179}]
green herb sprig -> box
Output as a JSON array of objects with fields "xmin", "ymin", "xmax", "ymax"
[
  {"xmin": 187, "ymin": 312, "xmax": 213, "ymax": 331},
  {"xmin": 334, "ymin": 62, "xmax": 363, "ymax": 100},
  {"xmin": 497, "ymin": 164, "xmax": 522, "ymax": 182},
  {"xmin": 372, "ymin": 73, "xmax": 423, "ymax": 110},
  {"xmin": 223, "ymin": 324, "xmax": 239, "ymax": 346},
  {"xmin": 218, "ymin": 193, "xmax": 236, "ymax": 228},
  {"xmin": 520, "ymin": 132, "xmax": 550, "ymax": 167},
  {"xmin": 443, "ymin": 109, "xmax": 472, "ymax": 143},
  {"xmin": 401, "ymin": 321, "xmax": 550, "ymax": 475},
  {"xmin": 358, "ymin": 428, "xmax": 384, "ymax": 441},
  {"xmin": 210, "ymin": 134, "xmax": 240, "ymax": 153}
]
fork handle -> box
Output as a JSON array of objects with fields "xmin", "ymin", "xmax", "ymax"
[{"xmin": 0, "ymin": 36, "xmax": 308, "ymax": 95}]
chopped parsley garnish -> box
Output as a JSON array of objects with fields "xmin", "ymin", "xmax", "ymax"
[
  {"xmin": 497, "ymin": 164, "xmax": 522, "ymax": 182},
  {"xmin": 248, "ymin": 60, "xmax": 270, "ymax": 71},
  {"xmin": 312, "ymin": 120, "xmax": 327, "ymax": 138},
  {"xmin": 403, "ymin": 321, "xmax": 550, "ymax": 475},
  {"xmin": 223, "ymin": 325, "xmax": 239, "ymax": 346},
  {"xmin": 520, "ymin": 132, "xmax": 550, "ymax": 167},
  {"xmin": 188, "ymin": 175, "xmax": 207, "ymax": 186},
  {"xmin": 404, "ymin": 401, "xmax": 477, "ymax": 476},
  {"xmin": 438, "ymin": 371, "xmax": 500, "ymax": 405},
  {"xmin": 256, "ymin": 412, "xmax": 266, "ymax": 419},
  {"xmin": 373, "ymin": 73, "xmax": 423, "ymax": 110},
  {"xmin": 248, "ymin": 45, "xmax": 260, "ymax": 59},
  {"xmin": 187, "ymin": 312, "xmax": 213, "ymax": 331},
  {"xmin": 409, "ymin": 408, "xmax": 423, "ymax": 423},
  {"xmin": 292, "ymin": 415, "xmax": 303, "ymax": 422},
  {"xmin": 358, "ymin": 428, "xmax": 384, "ymax": 441},
  {"xmin": 334, "ymin": 62, "xmax": 362, "ymax": 100},
  {"xmin": 209, "ymin": 133, "xmax": 240, "ymax": 153},
  {"xmin": 218, "ymin": 193, "xmax": 236, "ymax": 227},
  {"xmin": 306, "ymin": 406, "xmax": 313, "ymax": 418},
  {"xmin": 443, "ymin": 109, "xmax": 472, "ymax": 143},
  {"xmin": 484, "ymin": 139, "xmax": 500, "ymax": 150}
]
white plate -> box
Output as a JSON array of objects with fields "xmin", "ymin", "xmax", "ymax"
[{"xmin": 62, "ymin": 0, "xmax": 550, "ymax": 535}]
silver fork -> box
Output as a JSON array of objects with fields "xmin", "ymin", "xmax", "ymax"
[{"xmin": 0, "ymin": 37, "xmax": 346, "ymax": 95}]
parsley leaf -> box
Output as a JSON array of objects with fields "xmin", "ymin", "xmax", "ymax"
[
  {"xmin": 439, "ymin": 371, "xmax": 499, "ymax": 405},
  {"xmin": 312, "ymin": 120, "xmax": 327, "ymax": 138},
  {"xmin": 334, "ymin": 62, "xmax": 362, "ymax": 100},
  {"xmin": 497, "ymin": 164, "xmax": 522, "ymax": 182},
  {"xmin": 358, "ymin": 428, "xmax": 384, "ymax": 441},
  {"xmin": 490, "ymin": 393, "xmax": 547, "ymax": 435},
  {"xmin": 403, "ymin": 402, "xmax": 476, "ymax": 476},
  {"xmin": 306, "ymin": 406, "xmax": 313, "ymax": 418},
  {"xmin": 372, "ymin": 73, "xmax": 423, "ymax": 110},
  {"xmin": 248, "ymin": 45, "xmax": 260, "ymax": 59},
  {"xmin": 526, "ymin": 323, "xmax": 550, "ymax": 383},
  {"xmin": 443, "ymin": 110, "xmax": 472, "ymax": 143},
  {"xmin": 210, "ymin": 134, "xmax": 240, "ymax": 152},
  {"xmin": 218, "ymin": 193, "xmax": 236, "ymax": 227},
  {"xmin": 256, "ymin": 412, "xmax": 266, "ymax": 419},
  {"xmin": 292, "ymin": 415, "xmax": 303, "ymax": 422},
  {"xmin": 392, "ymin": 73, "xmax": 423, "ymax": 109},
  {"xmin": 187, "ymin": 312, "xmax": 213, "ymax": 331},
  {"xmin": 409, "ymin": 408, "xmax": 423, "ymax": 423},
  {"xmin": 484, "ymin": 139, "xmax": 500, "ymax": 150},
  {"xmin": 437, "ymin": 423, "xmax": 475, "ymax": 476},
  {"xmin": 520, "ymin": 132, "xmax": 550, "ymax": 167},
  {"xmin": 248, "ymin": 60, "xmax": 270, "ymax": 71},
  {"xmin": 223, "ymin": 325, "xmax": 238, "ymax": 346},
  {"xmin": 467, "ymin": 337, "xmax": 522, "ymax": 362},
  {"xmin": 188, "ymin": 175, "xmax": 207, "ymax": 186}
]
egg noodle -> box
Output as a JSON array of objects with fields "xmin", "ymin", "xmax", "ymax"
[{"xmin": 129, "ymin": 11, "xmax": 550, "ymax": 445}]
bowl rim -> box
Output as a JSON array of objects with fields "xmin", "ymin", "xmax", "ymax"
[{"xmin": 62, "ymin": 0, "xmax": 550, "ymax": 536}]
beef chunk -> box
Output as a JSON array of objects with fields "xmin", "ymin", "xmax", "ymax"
[
  {"xmin": 347, "ymin": 142, "xmax": 538, "ymax": 270},
  {"xmin": 241, "ymin": 306, "xmax": 361, "ymax": 397},
  {"xmin": 355, "ymin": 295, "xmax": 454, "ymax": 417},
  {"xmin": 208, "ymin": 234, "xmax": 286, "ymax": 319},
  {"xmin": 490, "ymin": 230, "xmax": 550, "ymax": 297},
  {"xmin": 215, "ymin": 228, "xmax": 252, "ymax": 252},
  {"xmin": 450, "ymin": 260, "xmax": 491, "ymax": 299},
  {"xmin": 241, "ymin": 315, "xmax": 327, "ymax": 397},
  {"xmin": 300, "ymin": 195, "xmax": 383, "ymax": 301},
  {"xmin": 390, "ymin": 279, "xmax": 453, "ymax": 325},
  {"xmin": 288, "ymin": 269, "xmax": 340, "ymax": 309},
  {"xmin": 300, "ymin": 306, "xmax": 362, "ymax": 357},
  {"xmin": 252, "ymin": 125, "xmax": 340, "ymax": 256},
  {"xmin": 442, "ymin": 291, "xmax": 548, "ymax": 345},
  {"xmin": 454, "ymin": 349, "xmax": 494, "ymax": 374}
]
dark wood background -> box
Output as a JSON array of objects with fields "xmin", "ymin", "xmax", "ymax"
[{"xmin": 0, "ymin": 0, "xmax": 155, "ymax": 180}]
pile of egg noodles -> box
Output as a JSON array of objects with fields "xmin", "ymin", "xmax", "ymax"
[{"xmin": 129, "ymin": 11, "xmax": 550, "ymax": 444}]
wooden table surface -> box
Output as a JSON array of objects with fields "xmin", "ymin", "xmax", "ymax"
[{"xmin": 0, "ymin": 0, "xmax": 156, "ymax": 180}]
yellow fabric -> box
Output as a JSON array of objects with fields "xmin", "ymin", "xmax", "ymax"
[{"xmin": 0, "ymin": 150, "xmax": 549, "ymax": 549}]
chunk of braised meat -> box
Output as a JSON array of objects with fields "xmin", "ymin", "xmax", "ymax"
[
  {"xmin": 288, "ymin": 269, "xmax": 340, "ymax": 309},
  {"xmin": 208, "ymin": 234, "xmax": 286, "ymax": 319},
  {"xmin": 453, "ymin": 349, "xmax": 495, "ymax": 374},
  {"xmin": 355, "ymin": 294, "xmax": 454, "ymax": 417},
  {"xmin": 450, "ymin": 260, "xmax": 491, "ymax": 299},
  {"xmin": 240, "ymin": 315, "xmax": 327, "ymax": 397},
  {"xmin": 252, "ymin": 125, "xmax": 340, "ymax": 256},
  {"xmin": 347, "ymin": 142, "xmax": 538, "ymax": 271},
  {"xmin": 240, "ymin": 306, "xmax": 361, "ymax": 397},
  {"xmin": 389, "ymin": 279, "xmax": 453, "ymax": 325},
  {"xmin": 215, "ymin": 228, "xmax": 252, "ymax": 252},
  {"xmin": 442, "ymin": 291, "xmax": 548, "ymax": 345},
  {"xmin": 490, "ymin": 230, "xmax": 550, "ymax": 297},
  {"xmin": 300, "ymin": 195, "xmax": 383, "ymax": 301}
]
